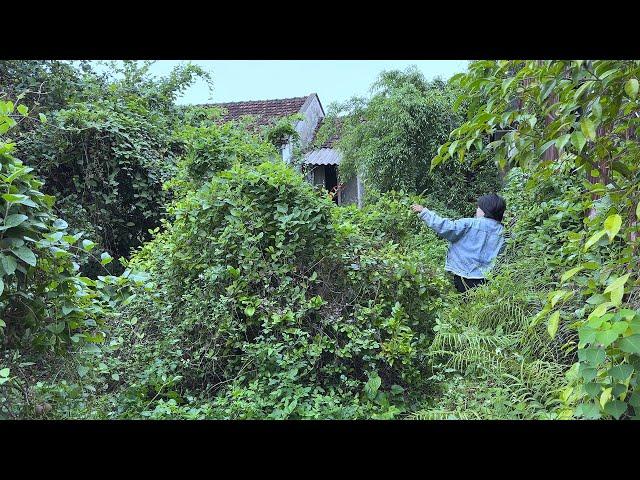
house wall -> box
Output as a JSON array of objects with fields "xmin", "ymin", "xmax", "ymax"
[
  {"xmin": 296, "ymin": 94, "xmax": 325, "ymax": 147},
  {"xmin": 339, "ymin": 175, "xmax": 360, "ymax": 206},
  {"xmin": 311, "ymin": 165, "xmax": 325, "ymax": 187},
  {"xmin": 282, "ymin": 142, "xmax": 293, "ymax": 163}
]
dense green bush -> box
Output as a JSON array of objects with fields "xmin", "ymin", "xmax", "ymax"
[
  {"xmin": 7, "ymin": 61, "xmax": 212, "ymax": 273},
  {"xmin": 83, "ymin": 143, "xmax": 453, "ymax": 418},
  {"xmin": 0, "ymin": 97, "xmax": 147, "ymax": 419}
]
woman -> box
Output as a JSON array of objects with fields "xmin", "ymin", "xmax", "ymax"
[{"xmin": 411, "ymin": 194, "xmax": 506, "ymax": 293}]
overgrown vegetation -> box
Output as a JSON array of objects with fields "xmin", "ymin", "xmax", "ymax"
[
  {"xmin": 2, "ymin": 60, "xmax": 638, "ymax": 420},
  {"xmin": 316, "ymin": 68, "xmax": 501, "ymax": 215}
]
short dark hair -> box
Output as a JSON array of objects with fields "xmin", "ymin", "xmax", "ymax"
[{"xmin": 477, "ymin": 194, "xmax": 506, "ymax": 222}]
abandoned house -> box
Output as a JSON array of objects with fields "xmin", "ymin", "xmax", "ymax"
[{"xmin": 206, "ymin": 93, "xmax": 364, "ymax": 207}]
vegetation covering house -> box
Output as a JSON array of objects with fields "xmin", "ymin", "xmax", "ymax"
[{"xmin": 208, "ymin": 93, "xmax": 364, "ymax": 207}]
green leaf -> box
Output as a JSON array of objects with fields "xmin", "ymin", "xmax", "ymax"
[
  {"xmin": 595, "ymin": 329, "xmax": 618, "ymax": 348},
  {"xmin": 0, "ymin": 278, "xmax": 4, "ymax": 296},
  {"xmin": 600, "ymin": 387, "xmax": 612, "ymax": 409},
  {"xmin": 48, "ymin": 322, "xmax": 65, "ymax": 334},
  {"xmin": 0, "ymin": 368, "xmax": 9, "ymax": 378},
  {"xmin": 16, "ymin": 104, "xmax": 28, "ymax": 116},
  {"xmin": 81, "ymin": 239, "xmax": 96, "ymax": 251},
  {"xmin": 547, "ymin": 311, "xmax": 560, "ymax": 338},
  {"xmin": 584, "ymin": 230, "xmax": 606, "ymax": 251},
  {"xmin": 448, "ymin": 140, "xmax": 459, "ymax": 158},
  {"xmin": 11, "ymin": 246, "xmax": 37, "ymax": 267},
  {"xmin": 38, "ymin": 113, "xmax": 47, "ymax": 123},
  {"xmin": 571, "ymin": 131, "xmax": 586, "ymax": 153},
  {"xmin": 625, "ymin": 78, "xmax": 639, "ymax": 100},
  {"xmin": 244, "ymin": 306, "xmax": 256, "ymax": 317},
  {"xmin": 555, "ymin": 134, "xmax": 571, "ymax": 152},
  {"xmin": 604, "ymin": 400, "xmax": 627, "ymax": 419},
  {"xmin": 619, "ymin": 334, "xmax": 640, "ymax": 354},
  {"xmin": 100, "ymin": 252, "xmax": 113, "ymax": 265},
  {"xmin": 603, "ymin": 214, "xmax": 622, "ymax": 241},
  {"xmin": 608, "ymin": 364, "xmax": 634, "ymax": 382},
  {"xmin": 1, "ymin": 255, "xmax": 17, "ymax": 275},
  {"xmin": 584, "ymin": 382, "xmax": 602, "ymax": 398},
  {"xmin": 1, "ymin": 213, "xmax": 28, "ymax": 229},
  {"xmin": 364, "ymin": 373, "xmax": 382, "ymax": 400},
  {"xmin": 578, "ymin": 401, "xmax": 600, "ymax": 419},
  {"xmin": 588, "ymin": 302, "xmax": 614, "ymax": 322},
  {"xmin": 581, "ymin": 119, "xmax": 596, "ymax": 141},
  {"xmin": 52, "ymin": 218, "xmax": 68, "ymax": 230},
  {"xmin": 636, "ymin": 201, "xmax": 640, "ymax": 220},
  {"xmin": 604, "ymin": 273, "xmax": 630, "ymax": 306},
  {"xmin": 2, "ymin": 193, "xmax": 28, "ymax": 203},
  {"xmin": 579, "ymin": 347, "xmax": 606, "ymax": 366},
  {"xmin": 561, "ymin": 266, "xmax": 584, "ymax": 283},
  {"xmin": 77, "ymin": 365, "xmax": 89, "ymax": 378}
]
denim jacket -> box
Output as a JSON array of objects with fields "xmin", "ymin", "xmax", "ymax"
[{"xmin": 419, "ymin": 208, "xmax": 505, "ymax": 279}]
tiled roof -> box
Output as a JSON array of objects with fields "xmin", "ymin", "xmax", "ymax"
[
  {"xmin": 312, "ymin": 117, "xmax": 343, "ymax": 148},
  {"xmin": 204, "ymin": 95, "xmax": 310, "ymax": 126}
]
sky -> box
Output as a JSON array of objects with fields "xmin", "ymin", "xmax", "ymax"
[{"xmin": 129, "ymin": 60, "xmax": 469, "ymax": 107}]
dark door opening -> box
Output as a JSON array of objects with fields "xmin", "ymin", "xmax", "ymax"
[{"xmin": 325, "ymin": 164, "xmax": 338, "ymax": 203}]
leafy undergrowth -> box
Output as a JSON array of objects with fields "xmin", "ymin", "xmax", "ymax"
[
  {"xmin": 13, "ymin": 159, "xmax": 460, "ymax": 419},
  {"xmin": 4, "ymin": 159, "xmax": 593, "ymax": 420}
]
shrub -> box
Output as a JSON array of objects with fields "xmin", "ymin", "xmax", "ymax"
[{"xmin": 100, "ymin": 156, "xmax": 452, "ymax": 418}]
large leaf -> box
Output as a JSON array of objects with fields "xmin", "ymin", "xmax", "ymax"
[
  {"xmin": 604, "ymin": 273, "xmax": 631, "ymax": 306},
  {"xmin": 571, "ymin": 131, "xmax": 587, "ymax": 153},
  {"xmin": 561, "ymin": 266, "xmax": 584, "ymax": 283},
  {"xmin": 11, "ymin": 246, "xmax": 37, "ymax": 267},
  {"xmin": 364, "ymin": 373, "xmax": 382, "ymax": 400},
  {"xmin": 595, "ymin": 329, "xmax": 619, "ymax": 348},
  {"xmin": 1, "ymin": 255, "xmax": 17, "ymax": 275},
  {"xmin": 619, "ymin": 335, "xmax": 640, "ymax": 354},
  {"xmin": 578, "ymin": 347, "xmax": 606, "ymax": 366},
  {"xmin": 1, "ymin": 214, "xmax": 28, "ymax": 230},
  {"xmin": 584, "ymin": 230, "xmax": 606, "ymax": 251},
  {"xmin": 608, "ymin": 364, "xmax": 634, "ymax": 382},
  {"xmin": 580, "ymin": 119, "xmax": 596, "ymax": 141},
  {"xmin": 547, "ymin": 311, "xmax": 560, "ymax": 338},
  {"xmin": 603, "ymin": 214, "xmax": 622, "ymax": 241},
  {"xmin": 604, "ymin": 400, "xmax": 627, "ymax": 419},
  {"xmin": 625, "ymin": 78, "xmax": 639, "ymax": 100},
  {"xmin": 555, "ymin": 134, "xmax": 571, "ymax": 152}
]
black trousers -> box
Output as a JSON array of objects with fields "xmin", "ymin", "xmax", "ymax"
[{"xmin": 453, "ymin": 274, "xmax": 486, "ymax": 293}]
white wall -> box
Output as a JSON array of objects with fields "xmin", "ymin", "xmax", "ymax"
[{"xmin": 296, "ymin": 94, "xmax": 324, "ymax": 148}]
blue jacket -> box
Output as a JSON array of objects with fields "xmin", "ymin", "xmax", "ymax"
[{"xmin": 419, "ymin": 208, "xmax": 505, "ymax": 279}]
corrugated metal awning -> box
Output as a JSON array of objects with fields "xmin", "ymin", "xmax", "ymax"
[{"xmin": 303, "ymin": 148, "xmax": 342, "ymax": 165}]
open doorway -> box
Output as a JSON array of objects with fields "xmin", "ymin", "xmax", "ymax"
[{"xmin": 325, "ymin": 164, "xmax": 338, "ymax": 204}]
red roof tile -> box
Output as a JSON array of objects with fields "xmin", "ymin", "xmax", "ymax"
[
  {"xmin": 312, "ymin": 117, "xmax": 343, "ymax": 148},
  {"xmin": 204, "ymin": 95, "xmax": 309, "ymax": 127}
]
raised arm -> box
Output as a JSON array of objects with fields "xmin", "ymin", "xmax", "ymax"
[{"xmin": 411, "ymin": 204, "xmax": 471, "ymax": 243}]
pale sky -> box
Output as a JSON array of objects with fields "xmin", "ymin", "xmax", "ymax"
[{"xmin": 108, "ymin": 60, "xmax": 469, "ymax": 107}]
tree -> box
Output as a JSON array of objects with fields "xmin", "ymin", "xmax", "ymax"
[
  {"xmin": 434, "ymin": 60, "xmax": 640, "ymax": 419},
  {"xmin": 317, "ymin": 66, "xmax": 501, "ymax": 214},
  {"xmin": 7, "ymin": 61, "xmax": 212, "ymax": 273}
]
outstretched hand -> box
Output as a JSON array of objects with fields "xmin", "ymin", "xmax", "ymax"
[{"xmin": 411, "ymin": 204, "xmax": 424, "ymax": 213}]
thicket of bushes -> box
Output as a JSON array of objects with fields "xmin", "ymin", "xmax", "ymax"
[
  {"xmin": 28, "ymin": 155, "xmax": 458, "ymax": 419},
  {"xmin": 3, "ymin": 60, "xmax": 638, "ymax": 420}
]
